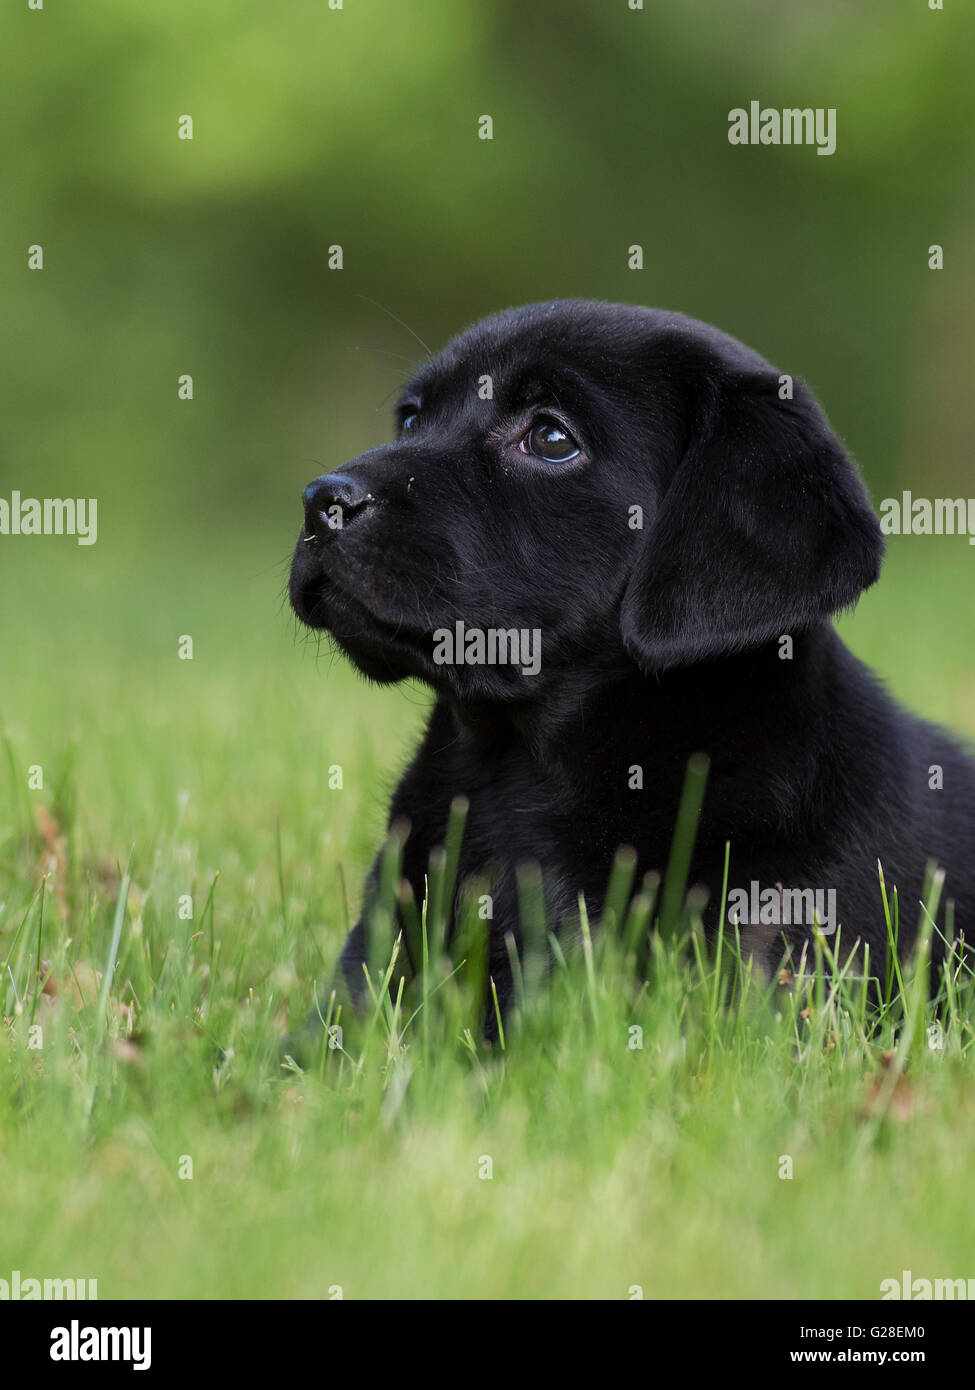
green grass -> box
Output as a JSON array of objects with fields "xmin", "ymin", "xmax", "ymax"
[{"xmin": 1, "ymin": 532, "xmax": 974, "ymax": 1300}]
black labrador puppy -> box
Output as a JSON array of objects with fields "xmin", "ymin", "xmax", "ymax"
[{"xmin": 290, "ymin": 300, "xmax": 975, "ymax": 1029}]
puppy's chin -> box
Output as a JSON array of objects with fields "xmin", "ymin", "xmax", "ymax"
[
  {"xmin": 290, "ymin": 573, "xmax": 422, "ymax": 688},
  {"xmin": 292, "ymin": 583, "xmax": 538, "ymax": 697},
  {"xmin": 290, "ymin": 536, "xmax": 549, "ymax": 699}
]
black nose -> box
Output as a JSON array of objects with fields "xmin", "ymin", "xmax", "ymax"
[{"xmin": 302, "ymin": 471, "xmax": 374, "ymax": 536}]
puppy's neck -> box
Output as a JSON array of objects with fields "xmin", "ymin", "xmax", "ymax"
[{"xmin": 443, "ymin": 622, "xmax": 844, "ymax": 767}]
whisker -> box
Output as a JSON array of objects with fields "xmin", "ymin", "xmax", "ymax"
[
  {"xmin": 346, "ymin": 345, "xmax": 423, "ymax": 368},
  {"xmin": 355, "ymin": 293, "xmax": 433, "ymax": 357}
]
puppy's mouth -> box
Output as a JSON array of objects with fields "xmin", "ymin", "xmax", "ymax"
[
  {"xmin": 289, "ymin": 527, "xmax": 542, "ymax": 696},
  {"xmin": 290, "ymin": 525, "xmax": 437, "ymax": 681},
  {"xmin": 292, "ymin": 521, "xmax": 427, "ymax": 625}
]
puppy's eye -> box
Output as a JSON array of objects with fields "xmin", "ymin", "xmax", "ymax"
[
  {"xmin": 400, "ymin": 411, "xmax": 419, "ymax": 433},
  {"xmin": 522, "ymin": 416, "xmax": 581, "ymax": 463}
]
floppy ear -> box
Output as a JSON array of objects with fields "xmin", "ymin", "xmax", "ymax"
[{"xmin": 620, "ymin": 375, "xmax": 884, "ymax": 672}]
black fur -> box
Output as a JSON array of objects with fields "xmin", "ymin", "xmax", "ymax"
[{"xmin": 290, "ymin": 300, "xmax": 975, "ymax": 1033}]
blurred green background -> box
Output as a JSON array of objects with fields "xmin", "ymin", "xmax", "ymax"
[{"xmin": 4, "ymin": 0, "xmax": 975, "ymax": 512}]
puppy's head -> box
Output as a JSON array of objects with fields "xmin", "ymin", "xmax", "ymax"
[{"xmin": 290, "ymin": 301, "xmax": 883, "ymax": 694}]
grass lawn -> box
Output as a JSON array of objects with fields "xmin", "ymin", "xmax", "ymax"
[{"xmin": 1, "ymin": 529, "xmax": 974, "ymax": 1300}]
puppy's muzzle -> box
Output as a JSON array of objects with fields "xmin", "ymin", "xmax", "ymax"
[{"xmin": 302, "ymin": 470, "xmax": 374, "ymax": 540}]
